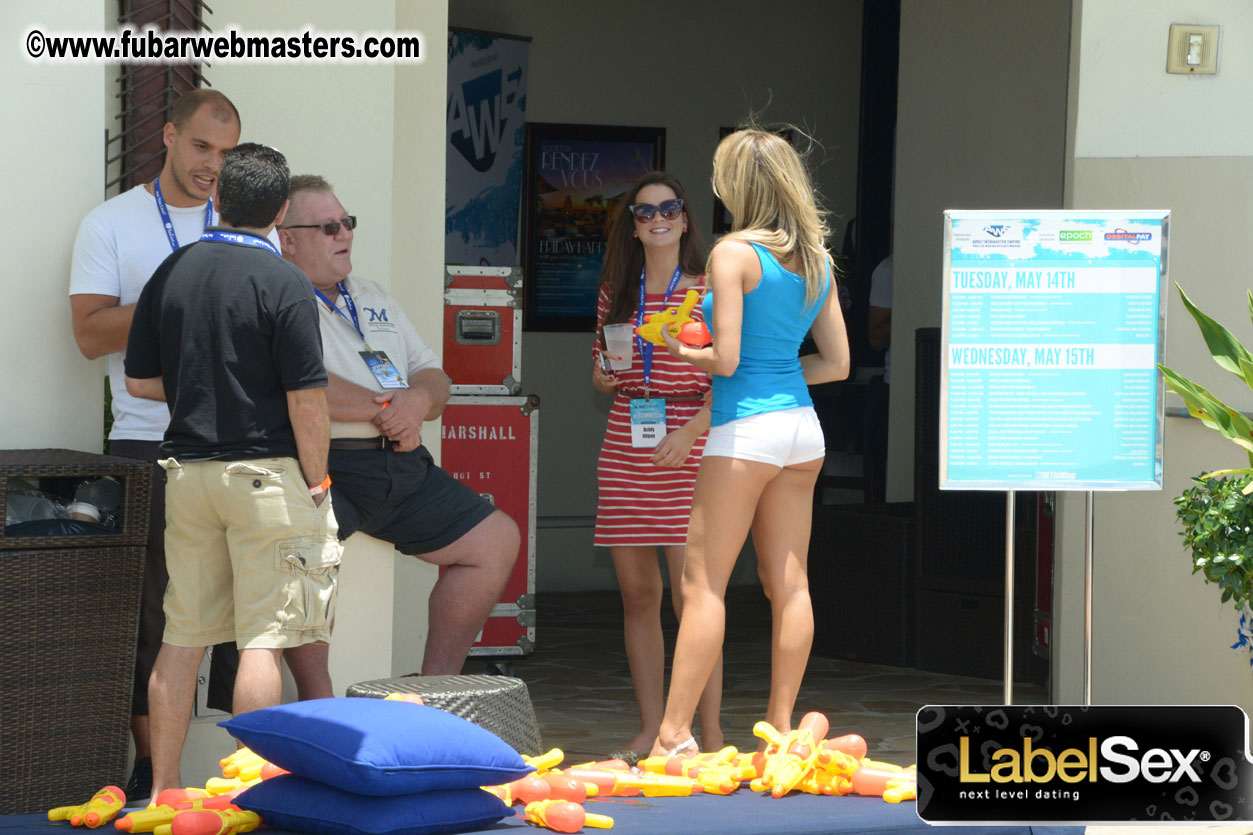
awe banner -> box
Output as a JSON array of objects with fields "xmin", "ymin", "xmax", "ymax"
[
  {"xmin": 941, "ymin": 211, "xmax": 1169, "ymax": 491},
  {"xmin": 446, "ymin": 29, "xmax": 529, "ymax": 267}
]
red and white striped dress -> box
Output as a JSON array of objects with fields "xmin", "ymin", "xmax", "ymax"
[{"xmin": 593, "ymin": 281, "xmax": 712, "ymax": 547}]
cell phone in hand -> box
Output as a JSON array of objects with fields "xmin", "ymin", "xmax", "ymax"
[{"xmin": 599, "ymin": 352, "xmax": 615, "ymax": 375}]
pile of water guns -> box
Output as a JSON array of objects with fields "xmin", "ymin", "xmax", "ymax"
[
  {"xmin": 486, "ymin": 711, "xmax": 915, "ymax": 832},
  {"xmin": 751, "ymin": 711, "xmax": 916, "ymax": 802},
  {"xmin": 47, "ymin": 747, "xmax": 282, "ymax": 833}
]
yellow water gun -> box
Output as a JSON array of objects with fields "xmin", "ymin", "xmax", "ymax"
[
  {"xmin": 47, "ymin": 785, "xmax": 125, "ymax": 828},
  {"xmin": 633, "ymin": 290, "xmax": 710, "ymax": 347}
]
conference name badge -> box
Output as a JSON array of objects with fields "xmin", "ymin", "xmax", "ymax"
[
  {"xmin": 360, "ymin": 350, "xmax": 408, "ymax": 390},
  {"xmin": 629, "ymin": 397, "xmax": 667, "ymax": 449}
]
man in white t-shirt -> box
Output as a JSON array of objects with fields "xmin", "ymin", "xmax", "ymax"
[
  {"xmin": 68, "ymin": 89, "xmax": 247, "ymax": 801},
  {"xmin": 277, "ymin": 176, "xmax": 519, "ymax": 694}
]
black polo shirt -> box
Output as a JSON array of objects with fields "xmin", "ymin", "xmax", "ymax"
[{"xmin": 125, "ymin": 227, "xmax": 326, "ymax": 461}]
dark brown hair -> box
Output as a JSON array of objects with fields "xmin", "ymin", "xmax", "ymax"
[{"xmin": 600, "ymin": 171, "xmax": 707, "ymax": 326}]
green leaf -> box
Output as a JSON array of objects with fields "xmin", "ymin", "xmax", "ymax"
[
  {"xmin": 1178, "ymin": 282, "xmax": 1253, "ymax": 379},
  {"xmin": 1159, "ymin": 365, "xmax": 1253, "ymax": 468}
]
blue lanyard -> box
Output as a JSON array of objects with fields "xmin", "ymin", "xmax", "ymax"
[
  {"xmin": 636, "ymin": 265, "xmax": 683, "ymax": 394},
  {"xmin": 314, "ymin": 281, "xmax": 367, "ymax": 345},
  {"xmin": 198, "ymin": 229, "xmax": 280, "ymax": 257},
  {"xmin": 154, "ymin": 178, "xmax": 213, "ymax": 252}
]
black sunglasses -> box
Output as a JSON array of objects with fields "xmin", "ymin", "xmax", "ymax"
[
  {"xmin": 282, "ymin": 215, "xmax": 358, "ymax": 236},
  {"xmin": 628, "ymin": 199, "xmax": 684, "ymax": 222}
]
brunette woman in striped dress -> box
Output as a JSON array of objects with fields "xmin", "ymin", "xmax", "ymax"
[{"xmin": 591, "ymin": 172, "xmax": 723, "ymax": 759}]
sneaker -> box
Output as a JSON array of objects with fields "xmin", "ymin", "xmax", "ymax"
[{"xmin": 125, "ymin": 757, "xmax": 152, "ymax": 805}]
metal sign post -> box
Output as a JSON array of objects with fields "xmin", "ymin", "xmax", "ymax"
[{"xmin": 940, "ymin": 211, "xmax": 1169, "ymax": 704}]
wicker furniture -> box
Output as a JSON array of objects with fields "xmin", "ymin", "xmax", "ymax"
[
  {"xmin": 0, "ymin": 449, "xmax": 151, "ymax": 815},
  {"xmin": 347, "ymin": 674, "xmax": 543, "ymax": 755}
]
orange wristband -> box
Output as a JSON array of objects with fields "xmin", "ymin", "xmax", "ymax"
[{"xmin": 308, "ymin": 474, "xmax": 332, "ymax": 496}]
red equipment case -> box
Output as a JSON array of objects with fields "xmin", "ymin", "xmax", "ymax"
[
  {"xmin": 443, "ymin": 266, "xmax": 523, "ymax": 395},
  {"xmin": 439, "ymin": 394, "xmax": 538, "ymax": 657}
]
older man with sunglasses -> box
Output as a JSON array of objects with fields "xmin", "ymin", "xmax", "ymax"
[{"xmin": 277, "ymin": 175, "xmax": 519, "ymax": 694}]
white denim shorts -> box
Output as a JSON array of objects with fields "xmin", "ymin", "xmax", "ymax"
[{"xmin": 703, "ymin": 406, "xmax": 826, "ymax": 467}]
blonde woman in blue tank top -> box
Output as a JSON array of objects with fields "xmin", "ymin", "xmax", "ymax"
[{"xmin": 650, "ymin": 129, "xmax": 850, "ymax": 757}]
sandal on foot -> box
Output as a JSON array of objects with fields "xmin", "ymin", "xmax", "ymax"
[
  {"xmin": 608, "ymin": 749, "xmax": 643, "ymax": 767},
  {"xmin": 660, "ymin": 736, "xmax": 699, "ymax": 758}
]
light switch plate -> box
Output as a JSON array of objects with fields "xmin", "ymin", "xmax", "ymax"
[{"xmin": 1167, "ymin": 24, "xmax": 1219, "ymax": 75}]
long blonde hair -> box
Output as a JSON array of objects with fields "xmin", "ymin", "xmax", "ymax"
[{"xmin": 711, "ymin": 128, "xmax": 830, "ymax": 306}]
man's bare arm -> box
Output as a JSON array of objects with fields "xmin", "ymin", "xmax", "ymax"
[
  {"xmin": 125, "ymin": 375, "xmax": 166, "ymax": 402},
  {"xmin": 287, "ymin": 387, "xmax": 330, "ymax": 504},
  {"xmin": 71, "ymin": 294, "xmax": 135, "ymax": 359},
  {"xmin": 326, "ymin": 373, "xmax": 390, "ymax": 423}
]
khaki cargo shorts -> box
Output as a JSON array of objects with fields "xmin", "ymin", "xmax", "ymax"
[{"xmin": 159, "ymin": 457, "xmax": 341, "ymax": 650}]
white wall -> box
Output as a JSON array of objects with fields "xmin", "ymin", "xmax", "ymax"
[
  {"xmin": 449, "ymin": 0, "xmax": 865, "ymax": 591},
  {"xmin": 0, "ymin": 0, "xmax": 446, "ymax": 785},
  {"xmin": 1055, "ymin": 1, "xmax": 1253, "ymax": 707},
  {"xmin": 204, "ymin": 0, "xmax": 447, "ymax": 690},
  {"xmin": 888, "ymin": 0, "xmax": 1071, "ymax": 504},
  {"xmin": 3, "ymin": 2, "xmax": 107, "ymax": 451},
  {"xmin": 389, "ymin": 0, "xmax": 450, "ymax": 677},
  {"xmin": 1075, "ymin": 1, "xmax": 1252, "ymax": 158}
]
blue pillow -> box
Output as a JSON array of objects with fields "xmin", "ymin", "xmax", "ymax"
[
  {"xmin": 237, "ymin": 773, "xmax": 510, "ymax": 835},
  {"xmin": 219, "ymin": 697, "xmax": 531, "ymax": 796}
]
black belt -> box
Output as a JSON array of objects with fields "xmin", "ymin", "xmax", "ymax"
[{"xmin": 330, "ymin": 437, "xmax": 394, "ymax": 451}]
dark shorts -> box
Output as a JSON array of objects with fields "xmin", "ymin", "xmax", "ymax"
[
  {"xmin": 328, "ymin": 444, "xmax": 495, "ymax": 555},
  {"xmin": 110, "ymin": 440, "xmax": 238, "ymax": 715}
]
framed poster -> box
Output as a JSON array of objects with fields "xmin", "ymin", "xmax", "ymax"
[
  {"xmin": 522, "ymin": 123, "xmax": 665, "ymax": 331},
  {"xmin": 940, "ymin": 210, "xmax": 1169, "ymax": 491}
]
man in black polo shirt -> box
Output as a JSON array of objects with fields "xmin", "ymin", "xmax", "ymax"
[{"xmin": 125, "ymin": 143, "xmax": 340, "ymax": 797}]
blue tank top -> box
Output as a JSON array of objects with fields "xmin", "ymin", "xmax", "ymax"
[{"xmin": 702, "ymin": 242, "xmax": 831, "ymax": 426}]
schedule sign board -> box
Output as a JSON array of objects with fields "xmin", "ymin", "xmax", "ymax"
[{"xmin": 941, "ymin": 211, "xmax": 1168, "ymax": 491}]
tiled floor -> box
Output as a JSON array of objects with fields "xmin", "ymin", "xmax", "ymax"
[
  {"xmin": 509, "ymin": 586, "xmax": 1045, "ymax": 767},
  {"xmin": 511, "ymin": 591, "xmax": 1253, "ymax": 835}
]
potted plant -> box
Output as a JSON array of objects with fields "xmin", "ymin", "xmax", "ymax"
[{"xmin": 1161, "ymin": 285, "xmax": 1253, "ymax": 659}]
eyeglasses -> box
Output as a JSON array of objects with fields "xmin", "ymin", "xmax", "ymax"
[
  {"xmin": 628, "ymin": 199, "xmax": 684, "ymax": 222},
  {"xmin": 282, "ymin": 215, "xmax": 358, "ymax": 236}
]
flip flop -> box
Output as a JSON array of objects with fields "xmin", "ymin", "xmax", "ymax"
[
  {"xmin": 608, "ymin": 749, "xmax": 643, "ymax": 767},
  {"xmin": 659, "ymin": 736, "xmax": 699, "ymax": 758}
]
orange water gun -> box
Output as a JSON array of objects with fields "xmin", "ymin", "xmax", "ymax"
[
  {"xmin": 797, "ymin": 732, "xmax": 916, "ymax": 802},
  {"xmin": 201, "ymin": 777, "xmax": 258, "ymax": 796},
  {"xmin": 220, "ymin": 750, "xmax": 269, "ymax": 781},
  {"xmin": 485, "ymin": 774, "xmax": 548, "ymax": 806},
  {"xmin": 47, "ymin": 785, "xmax": 125, "ymax": 828},
  {"xmin": 559, "ymin": 767, "xmax": 697, "ymax": 797},
  {"xmin": 155, "ymin": 807, "xmax": 260, "ymax": 835},
  {"xmin": 805, "ymin": 757, "xmax": 916, "ymax": 802},
  {"xmin": 523, "ymin": 800, "xmax": 613, "ymax": 833},
  {"xmin": 850, "ymin": 760, "xmax": 917, "ymax": 803},
  {"xmin": 564, "ymin": 758, "xmax": 631, "ymax": 772},
  {"xmin": 521, "ymin": 748, "xmax": 566, "ymax": 774},
  {"xmin": 115, "ymin": 795, "xmax": 238, "ymax": 833},
  {"xmin": 384, "ymin": 692, "xmax": 425, "ymax": 705},
  {"xmin": 638, "ymin": 747, "xmax": 740, "ymax": 795},
  {"xmin": 217, "ymin": 748, "xmax": 254, "ymax": 774},
  {"xmin": 633, "ymin": 290, "xmax": 710, "ymax": 347},
  {"xmin": 152, "ymin": 788, "xmax": 210, "ymax": 807},
  {"xmin": 484, "ymin": 748, "xmax": 573, "ymax": 805},
  {"xmin": 751, "ymin": 711, "xmax": 830, "ymax": 797}
]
